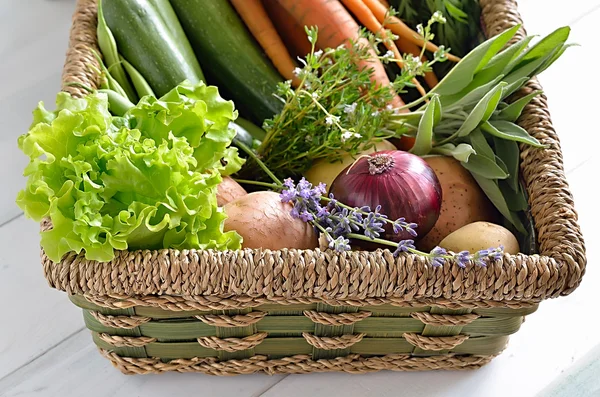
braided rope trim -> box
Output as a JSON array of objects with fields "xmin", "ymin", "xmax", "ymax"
[
  {"xmin": 403, "ymin": 333, "xmax": 470, "ymax": 351},
  {"xmin": 195, "ymin": 311, "xmax": 266, "ymax": 327},
  {"xmin": 197, "ymin": 333, "xmax": 268, "ymax": 352},
  {"xmin": 302, "ymin": 333, "xmax": 366, "ymax": 350},
  {"xmin": 98, "ymin": 333, "xmax": 156, "ymax": 348},
  {"xmin": 99, "ymin": 350, "xmax": 495, "ymax": 375},
  {"xmin": 61, "ymin": 0, "xmax": 101, "ymax": 98},
  {"xmin": 410, "ymin": 312, "xmax": 480, "ymax": 327},
  {"xmin": 90, "ymin": 311, "xmax": 151, "ymax": 329},
  {"xmin": 82, "ymin": 293, "xmax": 539, "ymax": 312},
  {"xmin": 303, "ymin": 310, "xmax": 372, "ymax": 326},
  {"xmin": 43, "ymin": 249, "xmax": 579, "ymax": 305}
]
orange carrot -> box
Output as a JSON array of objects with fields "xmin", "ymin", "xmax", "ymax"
[
  {"xmin": 273, "ymin": 0, "xmax": 405, "ymax": 107},
  {"xmin": 362, "ymin": 0, "xmax": 461, "ymax": 63},
  {"xmin": 396, "ymin": 38, "xmax": 439, "ymax": 89},
  {"xmin": 231, "ymin": 0, "xmax": 301, "ymax": 86},
  {"xmin": 262, "ymin": 0, "xmax": 313, "ymax": 60},
  {"xmin": 340, "ymin": 0, "xmax": 427, "ymax": 96}
]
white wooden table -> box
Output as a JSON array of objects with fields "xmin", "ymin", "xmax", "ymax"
[{"xmin": 1, "ymin": 1, "xmax": 599, "ymax": 396}]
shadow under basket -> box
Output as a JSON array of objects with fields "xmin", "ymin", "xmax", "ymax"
[{"xmin": 43, "ymin": 0, "xmax": 586, "ymax": 375}]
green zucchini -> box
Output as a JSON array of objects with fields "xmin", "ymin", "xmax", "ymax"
[
  {"xmin": 170, "ymin": 0, "xmax": 284, "ymax": 123},
  {"xmin": 229, "ymin": 122, "xmax": 254, "ymax": 149},
  {"xmin": 103, "ymin": 0, "xmax": 204, "ymax": 97}
]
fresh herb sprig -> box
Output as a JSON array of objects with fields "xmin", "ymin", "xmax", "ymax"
[{"xmin": 257, "ymin": 16, "xmax": 447, "ymax": 177}]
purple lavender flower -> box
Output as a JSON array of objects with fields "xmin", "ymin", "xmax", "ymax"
[
  {"xmin": 473, "ymin": 257, "xmax": 486, "ymax": 267},
  {"xmin": 352, "ymin": 211, "xmax": 364, "ymax": 224},
  {"xmin": 429, "ymin": 246, "xmax": 447, "ymax": 267},
  {"xmin": 392, "ymin": 217, "xmax": 418, "ymax": 237},
  {"xmin": 394, "ymin": 239, "xmax": 416, "ymax": 257},
  {"xmin": 431, "ymin": 256, "xmax": 445, "ymax": 267},
  {"xmin": 280, "ymin": 189, "xmax": 296, "ymax": 203},
  {"xmin": 454, "ymin": 251, "xmax": 471, "ymax": 268},
  {"xmin": 280, "ymin": 178, "xmax": 502, "ymax": 269},
  {"xmin": 316, "ymin": 206, "xmax": 329, "ymax": 219},
  {"xmin": 473, "ymin": 249, "xmax": 491, "ymax": 267},
  {"xmin": 328, "ymin": 236, "xmax": 351, "ymax": 252},
  {"xmin": 431, "ymin": 246, "xmax": 447, "ymax": 256},
  {"xmin": 299, "ymin": 211, "xmax": 314, "ymax": 222},
  {"xmin": 290, "ymin": 206, "xmax": 300, "ymax": 219},
  {"xmin": 313, "ymin": 182, "xmax": 327, "ymax": 196},
  {"xmin": 283, "ymin": 178, "xmax": 295, "ymax": 189},
  {"xmin": 489, "ymin": 246, "xmax": 504, "ymax": 261},
  {"xmin": 362, "ymin": 212, "xmax": 385, "ymax": 239}
]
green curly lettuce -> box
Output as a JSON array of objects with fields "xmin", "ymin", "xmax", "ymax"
[{"xmin": 17, "ymin": 81, "xmax": 244, "ymax": 262}]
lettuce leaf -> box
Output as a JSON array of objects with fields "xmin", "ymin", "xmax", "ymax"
[{"xmin": 17, "ymin": 81, "xmax": 243, "ymax": 262}]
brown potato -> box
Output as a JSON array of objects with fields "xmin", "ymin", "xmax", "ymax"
[
  {"xmin": 439, "ymin": 221, "xmax": 520, "ymax": 254},
  {"xmin": 217, "ymin": 176, "xmax": 247, "ymax": 206},
  {"xmin": 304, "ymin": 140, "xmax": 396, "ymax": 192},
  {"xmin": 224, "ymin": 191, "xmax": 318, "ymax": 250},
  {"xmin": 417, "ymin": 156, "xmax": 498, "ymax": 251}
]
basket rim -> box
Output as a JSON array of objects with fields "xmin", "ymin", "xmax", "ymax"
[{"xmin": 44, "ymin": 0, "xmax": 586, "ymax": 307}]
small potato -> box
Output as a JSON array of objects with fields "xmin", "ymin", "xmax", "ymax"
[
  {"xmin": 224, "ymin": 191, "xmax": 318, "ymax": 250},
  {"xmin": 439, "ymin": 221, "xmax": 520, "ymax": 254},
  {"xmin": 304, "ymin": 140, "xmax": 396, "ymax": 191},
  {"xmin": 217, "ymin": 176, "xmax": 247, "ymax": 206},
  {"xmin": 417, "ymin": 156, "xmax": 498, "ymax": 250}
]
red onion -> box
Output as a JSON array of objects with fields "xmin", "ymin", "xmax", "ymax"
[{"xmin": 329, "ymin": 150, "xmax": 442, "ymax": 242}]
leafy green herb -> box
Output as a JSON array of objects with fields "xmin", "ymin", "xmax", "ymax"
[
  {"xmin": 256, "ymin": 18, "xmax": 448, "ymax": 177},
  {"xmin": 461, "ymin": 153, "xmax": 508, "ymax": 179},
  {"xmin": 410, "ymin": 94, "xmax": 440, "ymax": 155},
  {"xmin": 17, "ymin": 81, "xmax": 243, "ymax": 262}
]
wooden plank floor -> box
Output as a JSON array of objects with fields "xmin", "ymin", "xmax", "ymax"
[{"xmin": 1, "ymin": 0, "xmax": 598, "ymax": 396}]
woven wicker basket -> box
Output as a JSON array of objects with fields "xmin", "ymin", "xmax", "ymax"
[{"xmin": 43, "ymin": 0, "xmax": 586, "ymax": 375}]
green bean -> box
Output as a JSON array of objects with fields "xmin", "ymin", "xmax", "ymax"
[
  {"xmin": 98, "ymin": 89, "xmax": 135, "ymax": 116},
  {"xmin": 90, "ymin": 49, "xmax": 129, "ymax": 99},
  {"xmin": 97, "ymin": 0, "xmax": 138, "ymax": 102},
  {"xmin": 121, "ymin": 56, "xmax": 155, "ymax": 98}
]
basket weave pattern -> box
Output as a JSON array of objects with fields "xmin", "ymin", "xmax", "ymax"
[{"xmin": 45, "ymin": 0, "xmax": 586, "ymax": 375}]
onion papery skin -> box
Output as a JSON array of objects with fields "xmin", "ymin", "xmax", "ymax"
[{"xmin": 330, "ymin": 150, "xmax": 442, "ymax": 242}]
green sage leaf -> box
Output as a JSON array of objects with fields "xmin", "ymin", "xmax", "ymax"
[
  {"xmin": 496, "ymin": 90, "xmax": 542, "ymax": 122},
  {"xmin": 514, "ymin": 26, "xmax": 570, "ymax": 70},
  {"xmin": 471, "ymin": 36, "xmax": 535, "ymax": 89},
  {"xmin": 470, "ymin": 173, "xmax": 526, "ymax": 233},
  {"xmin": 482, "ymin": 120, "xmax": 545, "ymax": 147},
  {"xmin": 501, "ymin": 77, "xmax": 530, "ymax": 100},
  {"xmin": 441, "ymin": 74, "xmax": 504, "ymax": 108},
  {"xmin": 461, "ymin": 153, "xmax": 508, "ymax": 179},
  {"xmin": 432, "ymin": 25, "xmax": 520, "ymax": 96},
  {"xmin": 432, "ymin": 143, "xmax": 475, "ymax": 162},
  {"xmin": 499, "ymin": 36, "xmax": 536, "ymax": 73},
  {"xmin": 504, "ymin": 48, "xmax": 559, "ymax": 87},
  {"xmin": 468, "ymin": 129, "xmax": 495, "ymax": 159},
  {"xmin": 456, "ymin": 82, "xmax": 506, "ymax": 137},
  {"xmin": 499, "ymin": 179, "xmax": 529, "ymax": 211},
  {"xmin": 536, "ymin": 43, "xmax": 577, "ymax": 75},
  {"xmin": 493, "ymin": 136, "xmax": 520, "ymax": 191},
  {"xmin": 411, "ymin": 95, "xmax": 440, "ymax": 155},
  {"xmin": 495, "ymin": 155, "xmax": 509, "ymax": 174}
]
